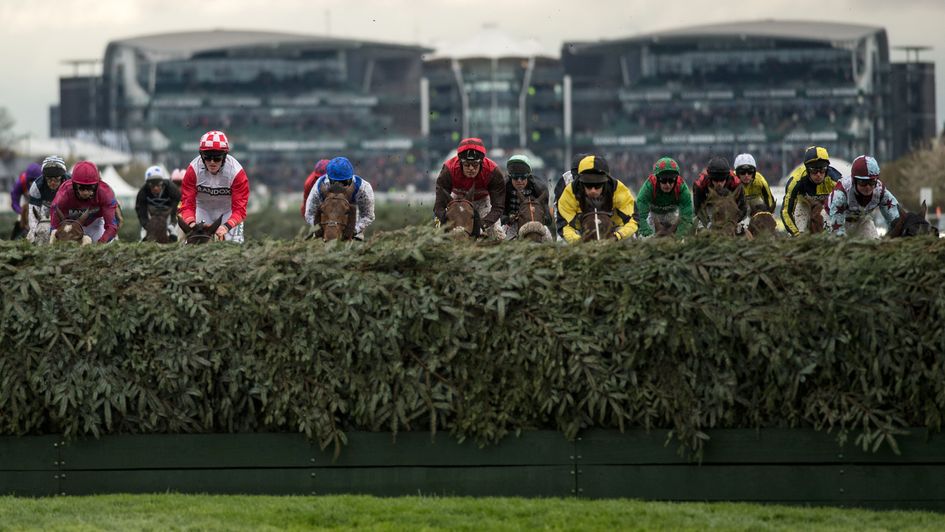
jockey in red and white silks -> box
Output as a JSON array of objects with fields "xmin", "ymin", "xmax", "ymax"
[
  {"xmin": 178, "ymin": 130, "xmax": 249, "ymax": 243},
  {"xmin": 826, "ymin": 155, "xmax": 900, "ymax": 239}
]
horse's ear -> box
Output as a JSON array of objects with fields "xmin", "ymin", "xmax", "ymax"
[
  {"xmin": 707, "ymin": 187, "xmax": 719, "ymax": 200},
  {"xmin": 55, "ymin": 205, "xmax": 66, "ymax": 222},
  {"xmin": 32, "ymin": 206, "xmax": 41, "ymax": 220},
  {"xmin": 207, "ymin": 215, "xmax": 224, "ymax": 234},
  {"xmin": 465, "ymin": 186, "xmax": 476, "ymax": 201},
  {"xmin": 537, "ymin": 190, "xmax": 548, "ymax": 206},
  {"xmin": 178, "ymin": 216, "xmax": 191, "ymax": 234},
  {"xmin": 77, "ymin": 209, "xmax": 91, "ymax": 224},
  {"xmin": 920, "ymin": 200, "xmax": 928, "ymax": 219}
]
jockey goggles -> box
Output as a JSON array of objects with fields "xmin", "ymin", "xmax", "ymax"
[
  {"xmin": 657, "ymin": 173, "xmax": 678, "ymax": 184},
  {"xmin": 735, "ymin": 166, "xmax": 755, "ymax": 176},
  {"xmin": 202, "ymin": 152, "xmax": 226, "ymax": 163},
  {"xmin": 709, "ymin": 172, "xmax": 729, "ymax": 182},
  {"xmin": 75, "ymin": 183, "xmax": 97, "ymax": 192},
  {"xmin": 509, "ymin": 173, "xmax": 530, "ymax": 181}
]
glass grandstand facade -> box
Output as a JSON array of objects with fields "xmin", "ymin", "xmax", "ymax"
[
  {"xmin": 423, "ymin": 35, "xmax": 564, "ymax": 181},
  {"xmin": 563, "ymin": 21, "xmax": 894, "ymax": 188},
  {"xmin": 93, "ymin": 31, "xmax": 430, "ymax": 191},
  {"xmin": 52, "ymin": 23, "xmax": 933, "ymax": 193}
]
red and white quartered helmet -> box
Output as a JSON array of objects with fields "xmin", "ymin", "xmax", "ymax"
[{"xmin": 199, "ymin": 130, "xmax": 230, "ymax": 152}]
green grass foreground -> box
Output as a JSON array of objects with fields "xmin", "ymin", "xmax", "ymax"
[{"xmin": 0, "ymin": 495, "xmax": 943, "ymax": 531}]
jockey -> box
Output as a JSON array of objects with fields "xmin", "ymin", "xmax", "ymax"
[
  {"xmin": 636, "ymin": 157, "xmax": 694, "ymax": 238},
  {"xmin": 178, "ymin": 130, "xmax": 250, "ymax": 243},
  {"xmin": 557, "ymin": 155, "xmax": 637, "ymax": 243},
  {"xmin": 10, "ymin": 163, "xmax": 42, "ymax": 239},
  {"xmin": 11, "ymin": 163, "xmax": 42, "ymax": 215},
  {"xmin": 49, "ymin": 160, "xmax": 118, "ymax": 243},
  {"xmin": 135, "ymin": 165, "xmax": 181, "ymax": 241},
  {"xmin": 780, "ymin": 146, "xmax": 841, "ymax": 236},
  {"xmin": 826, "ymin": 155, "xmax": 901, "ymax": 238},
  {"xmin": 304, "ymin": 156, "xmax": 376, "ymax": 239},
  {"xmin": 27, "ymin": 156, "xmax": 68, "ymax": 238},
  {"xmin": 433, "ymin": 137, "xmax": 507, "ymax": 239},
  {"xmin": 692, "ymin": 156, "xmax": 748, "ymax": 227},
  {"xmin": 501, "ymin": 154, "xmax": 554, "ymax": 240},
  {"xmin": 554, "ymin": 152, "xmax": 588, "ymax": 238},
  {"xmin": 301, "ymin": 158, "xmax": 331, "ymax": 218},
  {"xmin": 734, "ymin": 153, "xmax": 776, "ymax": 214}
]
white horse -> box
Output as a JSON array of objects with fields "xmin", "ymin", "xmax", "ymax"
[{"xmin": 27, "ymin": 206, "xmax": 52, "ymax": 246}]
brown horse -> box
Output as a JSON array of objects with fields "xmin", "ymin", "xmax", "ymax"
[
  {"xmin": 807, "ymin": 197, "xmax": 826, "ymax": 234},
  {"xmin": 703, "ymin": 187, "xmax": 742, "ymax": 236},
  {"xmin": 314, "ymin": 182, "xmax": 357, "ymax": 241},
  {"xmin": 652, "ymin": 213, "xmax": 680, "ymax": 238},
  {"xmin": 580, "ymin": 196, "xmax": 615, "ymax": 242},
  {"xmin": 143, "ymin": 206, "xmax": 175, "ymax": 243},
  {"xmin": 52, "ymin": 207, "xmax": 92, "ymax": 244},
  {"xmin": 442, "ymin": 186, "xmax": 481, "ymax": 239},
  {"xmin": 513, "ymin": 189, "xmax": 552, "ymax": 242},
  {"xmin": 178, "ymin": 215, "xmax": 223, "ymax": 245},
  {"xmin": 888, "ymin": 201, "xmax": 939, "ymax": 238},
  {"xmin": 746, "ymin": 204, "xmax": 779, "ymax": 239}
]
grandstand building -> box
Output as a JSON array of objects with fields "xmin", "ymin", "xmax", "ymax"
[
  {"xmin": 422, "ymin": 26, "xmax": 564, "ymax": 180},
  {"xmin": 562, "ymin": 21, "xmax": 904, "ymax": 186},
  {"xmin": 55, "ymin": 30, "xmax": 430, "ymax": 190}
]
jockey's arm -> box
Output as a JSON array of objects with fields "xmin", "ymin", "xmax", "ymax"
[
  {"xmin": 304, "ymin": 178, "xmax": 322, "ymax": 226},
  {"xmin": 224, "ymin": 171, "xmax": 249, "ymax": 231},
  {"xmin": 878, "ymin": 187, "xmax": 902, "ymax": 225},
  {"xmin": 482, "ymin": 167, "xmax": 506, "ymax": 226},
  {"xmin": 433, "ymin": 167, "xmax": 452, "ymax": 222},
  {"xmin": 780, "ymin": 179, "xmax": 803, "ymax": 236},
  {"xmin": 135, "ymin": 187, "xmax": 150, "ymax": 226},
  {"xmin": 825, "ymin": 188, "xmax": 847, "ymax": 236},
  {"xmin": 352, "ymin": 180, "xmax": 376, "ymax": 235},
  {"xmin": 612, "ymin": 183, "xmax": 637, "ymax": 240},
  {"xmin": 558, "ymin": 186, "xmax": 582, "ymax": 244},
  {"xmin": 677, "ymin": 184, "xmax": 695, "ymax": 236},
  {"xmin": 177, "ymin": 167, "xmax": 198, "ymax": 226},
  {"xmin": 635, "ymin": 181, "xmax": 654, "ymax": 237}
]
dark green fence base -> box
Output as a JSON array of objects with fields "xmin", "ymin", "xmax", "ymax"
[{"xmin": 1, "ymin": 429, "xmax": 943, "ymax": 509}]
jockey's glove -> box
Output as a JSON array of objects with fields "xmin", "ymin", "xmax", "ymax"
[{"xmin": 49, "ymin": 229, "xmax": 57, "ymax": 243}]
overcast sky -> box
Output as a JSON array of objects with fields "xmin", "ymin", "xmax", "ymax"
[{"xmin": 1, "ymin": 0, "xmax": 943, "ymax": 140}]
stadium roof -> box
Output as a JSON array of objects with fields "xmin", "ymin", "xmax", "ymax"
[
  {"xmin": 109, "ymin": 29, "xmax": 431, "ymax": 57},
  {"xmin": 569, "ymin": 20, "xmax": 885, "ymax": 51},
  {"xmin": 429, "ymin": 25, "xmax": 558, "ymax": 60}
]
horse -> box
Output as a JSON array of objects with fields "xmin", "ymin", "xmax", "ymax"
[
  {"xmin": 512, "ymin": 189, "xmax": 552, "ymax": 243},
  {"xmin": 807, "ymin": 197, "xmax": 826, "ymax": 234},
  {"xmin": 888, "ymin": 201, "xmax": 939, "ymax": 238},
  {"xmin": 652, "ymin": 212, "xmax": 680, "ymax": 238},
  {"xmin": 27, "ymin": 206, "xmax": 52, "ymax": 246},
  {"xmin": 52, "ymin": 207, "xmax": 93, "ymax": 245},
  {"xmin": 442, "ymin": 186, "xmax": 481, "ymax": 239},
  {"xmin": 746, "ymin": 204, "xmax": 779, "ymax": 239},
  {"xmin": 313, "ymin": 182, "xmax": 357, "ymax": 241},
  {"xmin": 579, "ymin": 196, "xmax": 614, "ymax": 242},
  {"xmin": 702, "ymin": 187, "xmax": 742, "ymax": 237},
  {"xmin": 178, "ymin": 215, "xmax": 223, "ymax": 245},
  {"xmin": 143, "ymin": 206, "xmax": 175, "ymax": 243}
]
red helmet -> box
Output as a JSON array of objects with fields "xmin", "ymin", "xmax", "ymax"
[
  {"xmin": 199, "ymin": 130, "xmax": 230, "ymax": 152},
  {"xmin": 71, "ymin": 161, "xmax": 100, "ymax": 185}
]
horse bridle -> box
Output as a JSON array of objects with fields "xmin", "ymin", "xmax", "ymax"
[
  {"xmin": 580, "ymin": 209, "xmax": 613, "ymax": 240},
  {"xmin": 319, "ymin": 195, "xmax": 351, "ymax": 234}
]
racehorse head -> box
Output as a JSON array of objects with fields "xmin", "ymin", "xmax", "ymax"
[
  {"xmin": 443, "ymin": 186, "xmax": 480, "ymax": 239},
  {"xmin": 53, "ymin": 206, "xmax": 92, "ymax": 245},
  {"xmin": 704, "ymin": 187, "xmax": 741, "ymax": 236},
  {"xmin": 143, "ymin": 206, "xmax": 174, "ymax": 244},
  {"xmin": 317, "ymin": 181, "xmax": 357, "ymax": 241},
  {"xmin": 29, "ymin": 206, "xmax": 52, "ymax": 246},
  {"xmin": 745, "ymin": 203, "xmax": 778, "ymax": 239},
  {"xmin": 514, "ymin": 189, "xmax": 551, "ymax": 243},
  {"xmin": 652, "ymin": 213, "xmax": 679, "ymax": 238},
  {"xmin": 178, "ymin": 215, "xmax": 223, "ymax": 245},
  {"xmin": 807, "ymin": 197, "xmax": 827, "ymax": 234},
  {"xmin": 580, "ymin": 195, "xmax": 614, "ymax": 242},
  {"xmin": 888, "ymin": 201, "xmax": 939, "ymax": 238}
]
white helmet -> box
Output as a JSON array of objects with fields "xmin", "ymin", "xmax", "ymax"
[
  {"xmin": 733, "ymin": 153, "xmax": 756, "ymax": 169},
  {"xmin": 144, "ymin": 165, "xmax": 168, "ymax": 184}
]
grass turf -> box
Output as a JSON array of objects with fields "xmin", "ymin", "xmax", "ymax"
[{"xmin": 1, "ymin": 495, "xmax": 943, "ymax": 531}]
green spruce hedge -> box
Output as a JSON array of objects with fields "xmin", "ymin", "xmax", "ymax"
[{"xmin": 1, "ymin": 230, "xmax": 944, "ymax": 456}]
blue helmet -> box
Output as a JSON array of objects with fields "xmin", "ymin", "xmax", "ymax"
[{"xmin": 326, "ymin": 157, "xmax": 354, "ymax": 181}]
